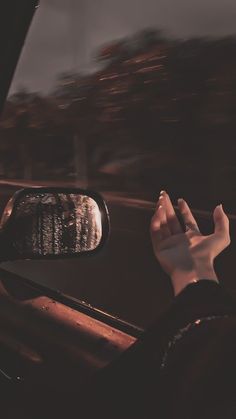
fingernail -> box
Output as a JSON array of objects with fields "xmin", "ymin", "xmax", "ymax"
[
  {"xmin": 156, "ymin": 195, "xmax": 163, "ymax": 208},
  {"xmin": 160, "ymin": 190, "xmax": 166, "ymax": 195},
  {"xmin": 178, "ymin": 198, "xmax": 184, "ymax": 203}
]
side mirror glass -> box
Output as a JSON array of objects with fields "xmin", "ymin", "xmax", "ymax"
[{"xmin": 0, "ymin": 187, "xmax": 109, "ymax": 260}]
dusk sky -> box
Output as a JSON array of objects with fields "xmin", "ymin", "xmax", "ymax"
[{"xmin": 10, "ymin": 0, "xmax": 236, "ymax": 94}]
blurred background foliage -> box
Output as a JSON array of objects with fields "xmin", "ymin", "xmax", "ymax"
[{"xmin": 1, "ymin": 29, "xmax": 236, "ymax": 211}]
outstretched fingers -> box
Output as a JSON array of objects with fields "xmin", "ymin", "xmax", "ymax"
[
  {"xmin": 159, "ymin": 204, "xmax": 171, "ymax": 239},
  {"xmin": 161, "ymin": 191, "xmax": 183, "ymax": 234},
  {"xmin": 150, "ymin": 206, "xmax": 162, "ymax": 248},
  {"xmin": 151, "ymin": 192, "xmax": 201, "ymax": 245},
  {"xmin": 178, "ymin": 198, "xmax": 200, "ymax": 233},
  {"xmin": 151, "ymin": 192, "xmax": 177, "ymax": 244},
  {"xmin": 151, "ymin": 200, "xmax": 171, "ymax": 247},
  {"xmin": 213, "ymin": 204, "xmax": 231, "ymax": 245}
]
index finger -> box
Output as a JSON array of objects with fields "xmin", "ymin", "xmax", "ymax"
[
  {"xmin": 178, "ymin": 198, "xmax": 200, "ymax": 233},
  {"xmin": 150, "ymin": 207, "xmax": 162, "ymax": 246},
  {"xmin": 161, "ymin": 191, "xmax": 183, "ymax": 234}
]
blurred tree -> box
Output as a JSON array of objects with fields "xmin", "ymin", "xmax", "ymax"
[{"xmin": 1, "ymin": 30, "xmax": 236, "ymax": 209}]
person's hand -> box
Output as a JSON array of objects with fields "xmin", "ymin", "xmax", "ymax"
[{"xmin": 150, "ymin": 191, "xmax": 231, "ymax": 295}]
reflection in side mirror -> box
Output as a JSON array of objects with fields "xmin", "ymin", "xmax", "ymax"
[{"xmin": 0, "ymin": 188, "xmax": 109, "ymax": 260}]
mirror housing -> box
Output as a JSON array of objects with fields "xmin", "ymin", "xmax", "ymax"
[{"xmin": 0, "ymin": 187, "xmax": 110, "ymax": 261}]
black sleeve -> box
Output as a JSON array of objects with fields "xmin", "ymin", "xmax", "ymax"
[
  {"xmin": 160, "ymin": 279, "xmax": 236, "ymax": 333},
  {"xmin": 83, "ymin": 281, "xmax": 236, "ymax": 419},
  {"xmin": 136, "ymin": 279, "xmax": 236, "ymax": 354},
  {"xmin": 170, "ymin": 279, "xmax": 236, "ymax": 316},
  {"xmin": 157, "ymin": 281, "xmax": 236, "ymax": 419}
]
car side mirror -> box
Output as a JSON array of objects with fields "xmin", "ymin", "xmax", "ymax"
[{"xmin": 0, "ymin": 187, "xmax": 109, "ymax": 261}]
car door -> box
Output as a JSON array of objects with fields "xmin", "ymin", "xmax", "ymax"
[{"xmin": 0, "ymin": 2, "xmax": 140, "ymax": 405}]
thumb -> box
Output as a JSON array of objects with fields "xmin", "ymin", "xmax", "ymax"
[{"xmin": 213, "ymin": 204, "xmax": 229, "ymax": 237}]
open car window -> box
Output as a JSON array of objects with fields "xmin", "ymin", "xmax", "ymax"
[{"xmin": 0, "ymin": 0, "xmax": 236, "ymax": 328}]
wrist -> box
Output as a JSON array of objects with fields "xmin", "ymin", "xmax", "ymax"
[{"xmin": 171, "ymin": 263, "xmax": 218, "ymax": 296}]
